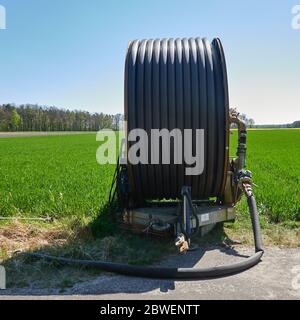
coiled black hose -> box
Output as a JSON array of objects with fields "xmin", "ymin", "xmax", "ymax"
[
  {"xmin": 125, "ymin": 38, "xmax": 229, "ymax": 202},
  {"xmin": 23, "ymin": 193, "xmax": 263, "ymax": 279}
]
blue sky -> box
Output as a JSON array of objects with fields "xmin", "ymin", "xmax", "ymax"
[{"xmin": 0, "ymin": 0, "xmax": 299, "ymax": 124}]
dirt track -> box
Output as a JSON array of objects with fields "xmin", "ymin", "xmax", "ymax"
[
  {"xmin": 1, "ymin": 246, "xmax": 299, "ymax": 300},
  {"xmin": 0, "ymin": 132, "xmax": 95, "ymax": 138}
]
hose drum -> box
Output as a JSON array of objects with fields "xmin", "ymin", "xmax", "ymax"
[
  {"xmin": 24, "ymin": 37, "xmax": 263, "ymax": 280},
  {"xmin": 124, "ymin": 38, "xmax": 230, "ymax": 202}
]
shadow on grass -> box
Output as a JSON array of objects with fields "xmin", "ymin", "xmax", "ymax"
[{"xmin": 1, "ymin": 203, "xmax": 250, "ymax": 295}]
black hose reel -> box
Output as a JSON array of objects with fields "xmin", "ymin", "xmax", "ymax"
[
  {"xmin": 124, "ymin": 38, "xmax": 229, "ymax": 203},
  {"xmin": 27, "ymin": 38, "xmax": 263, "ymax": 279},
  {"xmin": 117, "ymin": 37, "xmax": 264, "ymax": 273}
]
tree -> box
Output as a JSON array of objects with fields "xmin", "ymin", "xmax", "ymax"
[
  {"xmin": 248, "ymin": 118, "xmax": 255, "ymax": 128},
  {"xmin": 0, "ymin": 103, "xmax": 122, "ymax": 132},
  {"xmin": 292, "ymin": 121, "xmax": 300, "ymax": 128},
  {"xmin": 113, "ymin": 113, "xmax": 123, "ymax": 131},
  {"xmin": 10, "ymin": 109, "xmax": 21, "ymax": 131}
]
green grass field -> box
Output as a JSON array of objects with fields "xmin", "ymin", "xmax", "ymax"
[
  {"xmin": 231, "ymin": 129, "xmax": 300, "ymax": 222},
  {"xmin": 0, "ymin": 134, "xmax": 115, "ymax": 219},
  {"xmin": 0, "ymin": 129, "xmax": 299, "ymax": 223},
  {"xmin": 0, "ymin": 129, "xmax": 299, "ymax": 289}
]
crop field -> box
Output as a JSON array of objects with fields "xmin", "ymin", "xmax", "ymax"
[
  {"xmin": 231, "ymin": 129, "xmax": 300, "ymax": 222},
  {"xmin": 0, "ymin": 129, "xmax": 299, "ymax": 288},
  {"xmin": 0, "ymin": 134, "xmax": 115, "ymax": 219},
  {"xmin": 0, "ymin": 129, "xmax": 299, "ymax": 224}
]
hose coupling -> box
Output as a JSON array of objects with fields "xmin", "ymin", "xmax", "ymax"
[
  {"xmin": 236, "ymin": 170, "xmax": 253, "ymax": 197},
  {"xmin": 175, "ymin": 233, "xmax": 189, "ymax": 254}
]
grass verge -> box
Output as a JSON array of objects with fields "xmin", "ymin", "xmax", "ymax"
[{"xmin": 1, "ymin": 205, "xmax": 299, "ymax": 290}]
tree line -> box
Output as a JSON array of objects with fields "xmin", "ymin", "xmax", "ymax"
[
  {"xmin": 252, "ymin": 121, "xmax": 300, "ymax": 128},
  {"xmin": 1, "ymin": 103, "xmax": 298, "ymax": 132},
  {"xmin": 0, "ymin": 104, "xmax": 123, "ymax": 131}
]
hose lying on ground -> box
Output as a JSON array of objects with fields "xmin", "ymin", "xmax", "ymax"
[{"xmin": 21, "ymin": 193, "xmax": 264, "ymax": 280}]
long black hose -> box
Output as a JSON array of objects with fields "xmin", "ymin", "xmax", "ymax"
[
  {"xmin": 23, "ymin": 251, "xmax": 263, "ymax": 279},
  {"xmin": 247, "ymin": 194, "xmax": 263, "ymax": 252},
  {"xmin": 22, "ymin": 193, "xmax": 263, "ymax": 279}
]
